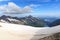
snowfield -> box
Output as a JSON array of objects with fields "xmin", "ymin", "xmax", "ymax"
[{"xmin": 0, "ymin": 22, "xmax": 60, "ymax": 40}]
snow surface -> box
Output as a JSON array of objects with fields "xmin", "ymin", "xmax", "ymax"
[
  {"xmin": 0, "ymin": 22, "xmax": 60, "ymax": 40},
  {"xmin": 7, "ymin": 18, "xmax": 20, "ymax": 21}
]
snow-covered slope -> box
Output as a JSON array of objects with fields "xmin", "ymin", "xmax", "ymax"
[{"xmin": 0, "ymin": 22, "xmax": 60, "ymax": 40}]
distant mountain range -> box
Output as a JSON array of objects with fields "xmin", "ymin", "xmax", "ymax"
[
  {"xmin": 37, "ymin": 16, "xmax": 60, "ymax": 27},
  {"xmin": 0, "ymin": 15, "xmax": 46, "ymax": 27},
  {"xmin": 48, "ymin": 19, "xmax": 60, "ymax": 27},
  {"xmin": 0, "ymin": 15, "xmax": 60, "ymax": 27},
  {"xmin": 38, "ymin": 17, "xmax": 58, "ymax": 23}
]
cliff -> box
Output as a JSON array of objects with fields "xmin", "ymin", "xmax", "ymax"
[{"xmin": 39, "ymin": 32, "xmax": 60, "ymax": 40}]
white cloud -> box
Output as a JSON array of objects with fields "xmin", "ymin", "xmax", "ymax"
[
  {"xmin": 22, "ymin": 6, "xmax": 34, "ymax": 13},
  {"xmin": 29, "ymin": 4, "xmax": 41, "ymax": 7},
  {"xmin": 0, "ymin": 2, "xmax": 34, "ymax": 14}
]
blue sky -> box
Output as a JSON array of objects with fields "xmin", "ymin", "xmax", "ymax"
[{"xmin": 0, "ymin": 0, "xmax": 60, "ymax": 17}]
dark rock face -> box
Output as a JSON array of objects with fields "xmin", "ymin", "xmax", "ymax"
[
  {"xmin": 49, "ymin": 19, "xmax": 60, "ymax": 27},
  {"xmin": 39, "ymin": 32, "xmax": 60, "ymax": 40},
  {"xmin": 0, "ymin": 15, "xmax": 45, "ymax": 27}
]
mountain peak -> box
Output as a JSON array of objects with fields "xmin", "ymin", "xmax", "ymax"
[{"xmin": 0, "ymin": 15, "xmax": 45, "ymax": 27}]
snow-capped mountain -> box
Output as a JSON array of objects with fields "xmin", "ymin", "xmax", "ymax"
[
  {"xmin": 0, "ymin": 15, "xmax": 45, "ymax": 27},
  {"xmin": 1, "ymin": 15, "xmax": 60, "ymax": 27}
]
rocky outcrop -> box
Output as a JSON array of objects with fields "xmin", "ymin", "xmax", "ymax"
[{"xmin": 39, "ymin": 32, "xmax": 60, "ymax": 40}]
